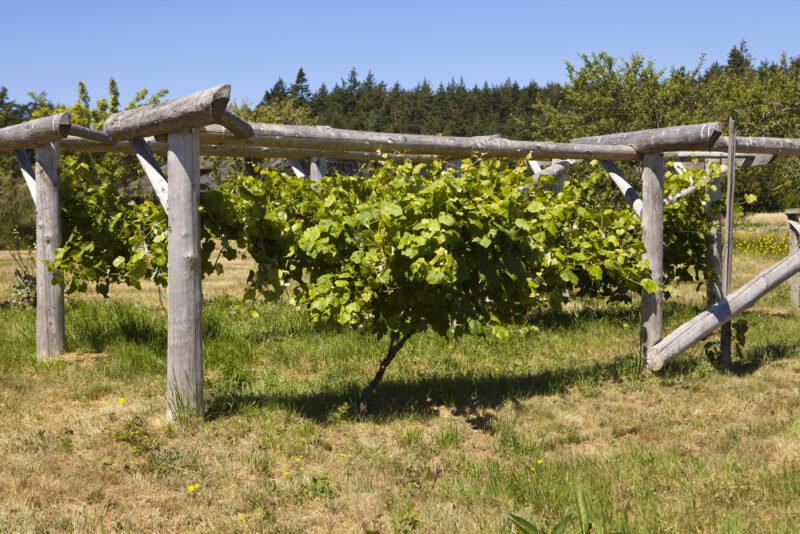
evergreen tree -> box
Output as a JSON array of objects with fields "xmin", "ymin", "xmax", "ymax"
[{"xmin": 290, "ymin": 68, "xmax": 311, "ymax": 102}]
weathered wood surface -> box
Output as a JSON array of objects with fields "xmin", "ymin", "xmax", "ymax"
[
  {"xmin": 219, "ymin": 110, "xmax": 254, "ymax": 139},
  {"xmin": 130, "ymin": 138, "xmax": 169, "ymax": 210},
  {"xmin": 706, "ymin": 171, "xmax": 723, "ymax": 306},
  {"xmin": 166, "ymin": 129, "xmax": 204, "ymax": 421},
  {"xmin": 647, "ymin": 248, "xmax": 800, "ymax": 370},
  {"xmin": 198, "ymin": 123, "xmax": 642, "ymax": 160},
  {"xmin": 0, "ymin": 112, "xmax": 71, "ymax": 151},
  {"xmin": 34, "ymin": 142, "xmax": 66, "ymax": 359},
  {"xmin": 61, "ymin": 136, "xmax": 167, "ymax": 153},
  {"xmin": 600, "ymin": 161, "xmax": 642, "ymax": 218},
  {"xmin": 69, "ymin": 124, "xmax": 114, "ymax": 144},
  {"xmin": 786, "ymin": 209, "xmax": 800, "ymax": 307},
  {"xmin": 712, "ymin": 136, "xmax": 800, "ymax": 156},
  {"xmin": 719, "ymin": 120, "xmax": 737, "ymax": 370},
  {"xmin": 309, "ymin": 157, "xmax": 326, "ymax": 181},
  {"xmin": 15, "ymin": 149, "xmax": 37, "ymax": 205},
  {"xmin": 60, "ymin": 136, "xmax": 438, "ymax": 162},
  {"xmin": 667, "ymin": 151, "xmax": 775, "ymax": 166},
  {"xmin": 640, "ymin": 153, "xmax": 664, "ymax": 362},
  {"xmin": 104, "ymin": 85, "xmax": 230, "ymax": 141},
  {"xmin": 573, "ymin": 122, "xmax": 722, "ymax": 153}
]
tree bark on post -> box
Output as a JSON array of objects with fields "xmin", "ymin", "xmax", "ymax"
[
  {"xmin": 786, "ymin": 209, "xmax": 800, "ymax": 307},
  {"xmin": 166, "ymin": 129, "xmax": 204, "ymax": 421},
  {"xmin": 706, "ymin": 165, "xmax": 723, "ymax": 307},
  {"xmin": 640, "ymin": 153, "xmax": 664, "ymax": 363},
  {"xmin": 34, "ymin": 142, "xmax": 66, "ymax": 359}
]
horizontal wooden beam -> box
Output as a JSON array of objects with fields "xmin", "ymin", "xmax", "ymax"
[
  {"xmin": 712, "ymin": 136, "xmax": 800, "ymax": 156},
  {"xmin": 69, "ymin": 124, "xmax": 114, "ymax": 144},
  {"xmin": 103, "ymin": 84, "xmax": 230, "ymax": 141},
  {"xmin": 647, "ymin": 249, "xmax": 800, "ymax": 370},
  {"xmin": 667, "ymin": 151, "xmax": 776, "ymax": 166},
  {"xmin": 0, "ymin": 112, "xmax": 71, "ymax": 151},
  {"xmin": 218, "ymin": 110, "xmax": 254, "ymax": 139},
  {"xmin": 60, "ymin": 136, "xmax": 439, "ymax": 162},
  {"xmin": 573, "ymin": 122, "xmax": 722, "ymax": 153},
  {"xmin": 197, "ymin": 123, "xmax": 642, "ymax": 160}
]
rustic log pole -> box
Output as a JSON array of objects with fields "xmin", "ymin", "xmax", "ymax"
[
  {"xmin": 309, "ymin": 157, "xmax": 327, "ymax": 181},
  {"xmin": 130, "ymin": 138, "xmax": 169, "ymax": 210},
  {"xmin": 706, "ymin": 168, "xmax": 724, "ymax": 306},
  {"xmin": 15, "ymin": 150, "xmax": 37, "ymax": 205},
  {"xmin": 640, "ymin": 153, "xmax": 664, "ymax": 362},
  {"xmin": 573, "ymin": 122, "xmax": 722, "ymax": 153},
  {"xmin": 0, "ymin": 112, "xmax": 71, "ymax": 151},
  {"xmin": 34, "ymin": 142, "xmax": 66, "ymax": 359},
  {"xmin": 667, "ymin": 151, "xmax": 775, "ymax": 167},
  {"xmin": 218, "ymin": 110, "xmax": 254, "ymax": 139},
  {"xmin": 166, "ymin": 129, "xmax": 204, "ymax": 421},
  {"xmin": 104, "ymin": 84, "xmax": 230, "ymax": 141},
  {"xmin": 600, "ymin": 161, "xmax": 642, "ymax": 218},
  {"xmin": 712, "ymin": 136, "xmax": 800, "ymax": 156},
  {"xmin": 786, "ymin": 209, "xmax": 800, "ymax": 307},
  {"xmin": 197, "ymin": 123, "xmax": 641, "ymax": 160},
  {"xmin": 69, "ymin": 124, "xmax": 114, "ymax": 144},
  {"xmin": 719, "ymin": 119, "xmax": 737, "ymax": 370},
  {"xmin": 648, "ymin": 248, "xmax": 800, "ymax": 370}
]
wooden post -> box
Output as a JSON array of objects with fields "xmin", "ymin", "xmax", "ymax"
[
  {"xmin": 166, "ymin": 129, "xmax": 203, "ymax": 421},
  {"xmin": 310, "ymin": 157, "xmax": 327, "ymax": 181},
  {"xmin": 720, "ymin": 119, "xmax": 736, "ymax": 370},
  {"xmin": 640, "ymin": 153, "xmax": 664, "ymax": 362},
  {"xmin": 706, "ymin": 165, "xmax": 723, "ymax": 307},
  {"xmin": 34, "ymin": 142, "xmax": 66, "ymax": 359},
  {"xmin": 786, "ymin": 209, "xmax": 800, "ymax": 307}
]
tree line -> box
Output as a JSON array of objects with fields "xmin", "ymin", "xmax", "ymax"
[{"xmin": 2, "ymin": 41, "xmax": 800, "ymax": 246}]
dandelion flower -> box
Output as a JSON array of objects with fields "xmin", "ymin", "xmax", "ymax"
[
  {"xmin": 187, "ymin": 483, "xmax": 199, "ymax": 492},
  {"xmin": 284, "ymin": 471, "xmax": 290, "ymax": 476},
  {"xmin": 537, "ymin": 459, "xmax": 543, "ymax": 464},
  {"xmin": 340, "ymin": 453, "xmax": 347, "ymax": 457},
  {"xmin": 118, "ymin": 397, "xmax": 125, "ymax": 404}
]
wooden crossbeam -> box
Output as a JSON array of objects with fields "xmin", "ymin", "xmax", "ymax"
[
  {"xmin": 0, "ymin": 112, "xmax": 71, "ymax": 151},
  {"xmin": 104, "ymin": 85, "xmax": 230, "ymax": 141}
]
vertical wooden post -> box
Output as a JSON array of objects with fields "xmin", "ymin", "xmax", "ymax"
[
  {"xmin": 640, "ymin": 153, "xmax": 664, "ymax": 362},
  {"xmin": 705, "ymin": 163, "xmax": 723, "ymax": 306},
  {"xmin": 786, "ymin": 209, "xmax": 800, "ymax": 307},
  {"xmin": 309, "ymin": 157, "xmax": 327, "ymax": 181},
  {"xmin": 34, "ymin": 142, "xmax": 66, "ymax": 359},
  {"xmin": 720, "ymin": 119, "xmax": 736, "ymax": 370},
  {"xmin": 166, "ymin": 129, "xmax": 204, "ymax": 421}
]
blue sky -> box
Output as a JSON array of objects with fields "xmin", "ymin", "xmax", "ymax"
[{"xmin": 2, "ymin": 0, "xmax": 798, "ymax": 107}]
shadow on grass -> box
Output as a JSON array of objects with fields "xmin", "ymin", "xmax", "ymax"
[
  {"xmin": 732, "ymin": 341, "xmax": 800, "ymax": 375},
  {"xmin": 207, "ymin": 352, "xmax": 637, "ymax": 423},
  {"xmin": 206, "ymin": 337, "xmax": 800, "ymax": 423}
]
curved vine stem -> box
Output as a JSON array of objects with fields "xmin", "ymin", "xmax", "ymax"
[{"xmin": 359, "ymin": 332, "xmax": 413, "ymax": 417}]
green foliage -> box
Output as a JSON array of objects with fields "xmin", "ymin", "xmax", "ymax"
[
  {"xmin": 233, "ymin": 159, "xmax": 656, "ymax": 345},
  {"xmin": 507, "ymin": 485, "xmax": 593, "ymax": 534}
]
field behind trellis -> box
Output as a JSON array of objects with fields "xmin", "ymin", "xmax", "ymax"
[{"xmin": 2, "ymin": 221, "xmax": 800, "ymax": 533}]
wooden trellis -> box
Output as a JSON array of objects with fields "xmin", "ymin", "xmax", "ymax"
[{"xmin": 2, "ymin": 83, "xmax": 798, "ymax": 419}]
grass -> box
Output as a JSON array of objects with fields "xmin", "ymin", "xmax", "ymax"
[{"xmin": 2, "ymin": 222, "xmax": 800, "ymax": 532}]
